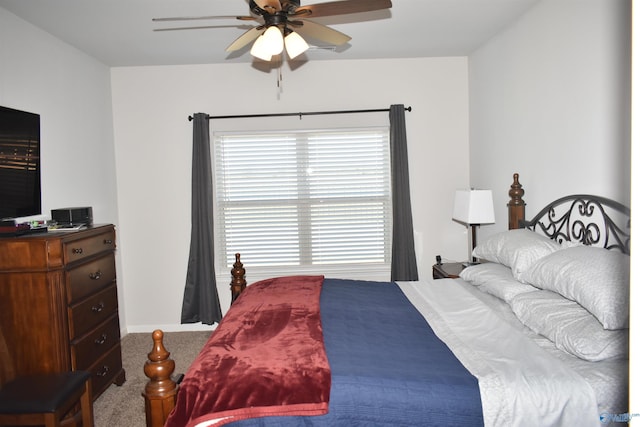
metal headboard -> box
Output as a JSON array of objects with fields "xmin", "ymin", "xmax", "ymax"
[
  {"xmin": 523, "ymin": 194, "xmax": 630, "ymax": 255},
  {"xmin": 506, "ymin": 174, "xmax": 630, "ymax": 254}
]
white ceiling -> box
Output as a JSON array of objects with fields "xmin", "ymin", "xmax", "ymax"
[{"xmin": 0, "ymin": 0, "xmax": 540, "ymax": 67}]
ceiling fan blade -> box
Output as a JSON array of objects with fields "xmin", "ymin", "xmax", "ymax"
[
  {"xmin": 154, "ymin": 24, "xmax": 255, "ymax": 32},
  {"xmin": 295, "ymin": 0, "xmax": 391, "ymax": 18},
  {"xmin": 226, "ymin": 27, "xmax": 264, "ymax": 52},
  {"xmin": 253, "ymin": 0, "xmax": 282, "ymax": 13},
  {"xmin": 152, "ymin": 15, "xmax": 255, "ymax": 22},
  {"xmin": 294, "ymin": 20, "xmax": 351, "ymax": 46}
]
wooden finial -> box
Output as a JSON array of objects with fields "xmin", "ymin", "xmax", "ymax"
[
  {"xmin": 143, "ymin": 330, "xmax": 176, "ymax": 395},
  {"xmin": 508, "ymin": 173, "xmax": 525, "ymax": 205},
  {"xmin": 230, "ymin": 253, "xmax": 246, "ymax": 303},
  {"xmin": 508, "ymin": 173, "xmax": 526, "ymax": 229},
  {"xmin": 143, "ymin": 330, "xmax": 178, "ymax": 427},
  {"xmin": 146, "ymin": 330, "xmax": 170, "ymax": 363}
]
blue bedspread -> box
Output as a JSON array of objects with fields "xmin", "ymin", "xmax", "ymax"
[{"xmin": 229, "ymin": 278, "xmax": 483, "ymax": 426}]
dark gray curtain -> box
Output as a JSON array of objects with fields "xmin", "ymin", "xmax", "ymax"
[
  {"xmin": 389, "ymin": 104, "xmax": 419, "ymax": 281},
  {"xmin": 181, "ymin": 113, "xmax": 222, "ymax": 324}
]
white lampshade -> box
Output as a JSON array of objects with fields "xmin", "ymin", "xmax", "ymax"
[
  {"xmin": 284, "ymin": 31, "xmax": 309, "ymax": 59},
  {"xmin": 452, "ymin": 189, "xmax": 495, "ymax": 225},
  {"xmin": 263, "ymin": 26, "xmax": 284, "ymax": 55},
  {"xmin": 250, "ymin": 35, "xmax": 272, "ymax": 61},
  {"xmin": 250, "ymin": 26, "xmax": 284, "ymax": 61}
]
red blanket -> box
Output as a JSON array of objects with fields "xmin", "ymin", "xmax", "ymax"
[{"xmin": 165, "ymin": 275, "xmax": 330, "ymax": 427}]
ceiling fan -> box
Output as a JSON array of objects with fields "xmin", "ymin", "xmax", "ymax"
[{"xmin": 153, "ymin": 0, "xmax": 393, "ymax": 62}]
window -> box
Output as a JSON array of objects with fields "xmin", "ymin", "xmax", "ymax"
[{"xmin": 214, "ymin": 127, "xmax": 391, "ymax": 277}]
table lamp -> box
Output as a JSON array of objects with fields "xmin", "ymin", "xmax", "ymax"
[{"xmin": 453, "ymin": 189, "xmax": 495, "ymax": 264}]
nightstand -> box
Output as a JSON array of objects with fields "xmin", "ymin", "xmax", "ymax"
[{"xmin": 432, "ymin": 262, "xmax": 466, "ymax": 279}]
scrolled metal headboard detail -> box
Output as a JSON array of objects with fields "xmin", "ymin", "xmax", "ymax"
[
  {"xmin": 524, "ymin": 194, "xmax": 630, "ymax": 254},
  {"xmin": 506, "ymin": 174, "xmax": 631, "ymax": 254}
]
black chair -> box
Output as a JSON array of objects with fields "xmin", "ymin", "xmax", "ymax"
[{"xmin": 0, "ymin": 371, "xmax": 93, "ymax": 427}]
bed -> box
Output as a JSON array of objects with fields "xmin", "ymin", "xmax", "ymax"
[{"xmin": 143, "ymin": 173, "xmax": 630, "ymax": 427}]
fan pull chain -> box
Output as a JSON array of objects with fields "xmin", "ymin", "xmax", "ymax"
[{"xmin": 276, "ymin": 57, "xmax": 284, "ymax": 98}]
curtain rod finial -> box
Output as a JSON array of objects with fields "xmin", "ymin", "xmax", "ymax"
[{"xmin": 188, "ymin": 115, "xmax": 193, "ymax": 121}]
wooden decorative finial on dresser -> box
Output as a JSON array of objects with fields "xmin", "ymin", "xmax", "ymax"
[
  {"xmin": 230, "ymin": 253, "xmax": 246, "ymax": 303},
  {"xmin": 508, "ymin": 173, "xmax": 526, "ymax": 229}
]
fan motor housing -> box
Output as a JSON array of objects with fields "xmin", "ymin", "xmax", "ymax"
[{"xmin": 250, "ymin": 0, "xmax": 301, "ymax": 16}]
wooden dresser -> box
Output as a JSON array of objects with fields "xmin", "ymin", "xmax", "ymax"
[{"xmin": 0, "ymin": 224, "xmax": 125, "ymax": 398}]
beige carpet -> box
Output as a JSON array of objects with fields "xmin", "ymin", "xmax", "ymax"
[{"xmin": 94, "ymin": 330, "xmax": 213, "ymax": 427}]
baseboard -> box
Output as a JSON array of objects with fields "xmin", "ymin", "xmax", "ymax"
[{"xmin": 124, "ymin": 323, "xmax": 218, "ymax": 335}]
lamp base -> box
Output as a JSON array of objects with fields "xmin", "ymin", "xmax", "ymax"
[{"xmin": 465, "ymin": 224, "xmax": 482, "ymax": 265}]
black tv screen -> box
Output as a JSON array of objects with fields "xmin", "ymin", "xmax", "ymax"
[{"xmin": 0, "ymin": 106, "xmax": 41, "ymax": 220}]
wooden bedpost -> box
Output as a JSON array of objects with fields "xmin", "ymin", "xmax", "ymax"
[
  {"xmin": 508, "ymin": 173, "xmax": 526, "ymax": 229},
  {"xmin": 230, "ymin": 253, "xmax": 246, "ymax": 303},
  {"xmin": 143, "ymin": 330, "xmax": 177, "ymax": 427}
]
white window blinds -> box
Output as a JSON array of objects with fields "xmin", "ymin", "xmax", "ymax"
[{"xmin": 213, "ymin": 127, "xmax": 391, "ymax": 276}]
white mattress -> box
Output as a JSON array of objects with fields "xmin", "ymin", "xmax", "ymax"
[{"xmin": 397, "ymin": 278, "xmax": 628, "ymax": 427}]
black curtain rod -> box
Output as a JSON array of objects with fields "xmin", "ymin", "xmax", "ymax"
[{"xmin": 188, "ymin": 106, "xmax": 411, "ymax": 121}]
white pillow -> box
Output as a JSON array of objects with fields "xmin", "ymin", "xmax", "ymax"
[
  {"xmin": 472, "ymin": 229, "xmax": 562, "ymax": 281},
  {"xmin": 522, "ymin": 246, "xmax": 630, "ymax": 330},
  {"xmin": 510, "ymin": 290, "xmax": 628, "ymax": 361},
  {"xmin": 459, "ymin": 262, "xmax": 537, "ymax": 303}
]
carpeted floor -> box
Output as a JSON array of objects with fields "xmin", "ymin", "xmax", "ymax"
[{"xmin": 93, "ymin": 330, "xmax": 213, "ymax": 427}]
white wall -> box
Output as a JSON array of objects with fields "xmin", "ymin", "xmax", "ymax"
[
  {"xmin": 469, "ymin": 0, "xmax": 635, "ymax": 412},
  {"xmin": 469, "ymin": 0, "xmax": 631, "ymax": 236},
  {"xmin": 0, "ymin": 9, "xmax": 123, "ymax": 323},
  {"xmin": 0, "ymin": 8, "xmax": 119, "ymax": 224},
  {"xmin": 110, "ymin": 58, "xmax": 470, "ymax": 331}
]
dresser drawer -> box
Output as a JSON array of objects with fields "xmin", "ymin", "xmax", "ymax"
[
  {"xmin": 89, "ymin": 342, "xmax": 124, "ymax": 398},
  {"xmin": 67, "ymin": 253, "xmax": 116, "ymax": 303},
  {"xmin": 72, "ymin": 314, "xmax": 121, "ymax": 371},
  {"xmin": 63, "ymin": 228, "xmax": 116, "ymax": 265},
  {"xmin": 69, "ymin": 284, "xmax": 118, "ymax": 340}
]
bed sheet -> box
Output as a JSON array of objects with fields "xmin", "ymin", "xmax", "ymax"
[
  {"xmin": 453, "ymin": 278, "xmax": 629, "ymax": 417},
  {"xmin": 397, "ymin": 278, "xmax": 628, "ymax": 427}
]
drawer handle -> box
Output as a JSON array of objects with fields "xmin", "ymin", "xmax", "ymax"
[
  {"xmin": 92, "ymin": 302, "xmax": 105, "ymax": 313},
  {"xmin": 96, "ymin": 366, "xmax": 110, "ymax": 377},
  {"xmin": 103, "ymin": 239, "xmax": 113, "ymax": 245},
  {"xmin": 89, "ymin": 270, "xmax": 102, "ymax": 280},
  {"xmin": 94, "ymin": 333, "xmax": 108, "ymax": 345},
  {"xmin": 72, "ymin": 248, "xmax": 84, "ymax": 254}
]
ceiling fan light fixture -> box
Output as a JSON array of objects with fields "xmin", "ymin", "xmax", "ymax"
[
  {"xmin": 263, "ymin": 25, "xmax": 284, "ymax": 54},
  {"xmin": 284, "ymin": 30, "xmax": 309, "ymax": 59},
  {"xmin": 251, "ymin": 25, "xmax": 284, "ymax": 61},
  {"xmin": 250, "ymin": 34, "xmax": 273, "ymax": 61}
]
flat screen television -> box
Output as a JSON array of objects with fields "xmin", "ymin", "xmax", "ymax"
[{"xmin": 0, "ymin": 106, "xmax": 41, "ymax": 221}]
